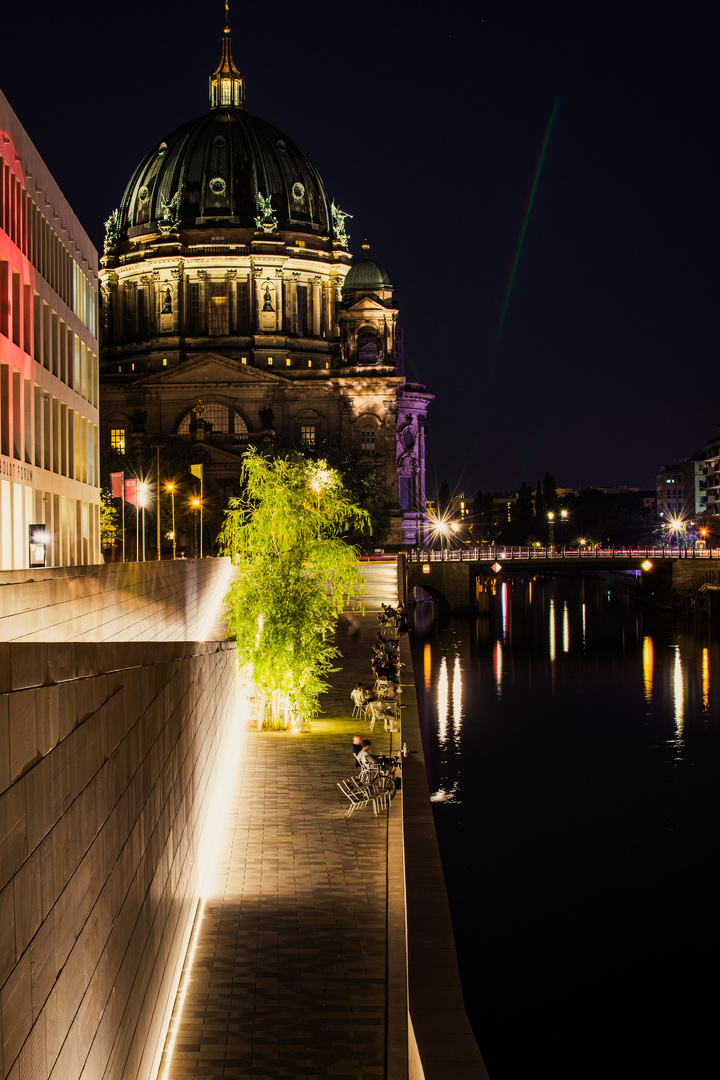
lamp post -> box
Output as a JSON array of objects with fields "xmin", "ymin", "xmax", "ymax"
[
  {"xmin": 559, "ymin": 508, "xmax": 568, "ymax": 551},
  {"xmin": 167, "ymin": 483, "xmax": 176, "ymax": 560},
  {"xmin": 547, "ymin": 511, "xmax": 555, "ymax": 552},
  {"xmin": 138, "ymin": 482, "xmax": 149, "ymax": 561},
  {"xmin": 192, "ymin": 498, "xmax": 200, "ymax": 558}
]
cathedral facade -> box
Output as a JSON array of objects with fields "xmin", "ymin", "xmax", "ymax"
[{"xmin": 99, "ymin": 17, "xmax": 432, "ymax": 548}]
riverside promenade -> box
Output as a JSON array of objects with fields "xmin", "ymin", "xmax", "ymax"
[{"xmin": 161, "ymin": 613, "xmax": 409, "ymax": 1079}]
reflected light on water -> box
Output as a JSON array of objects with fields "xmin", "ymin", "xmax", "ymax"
[
  {"xmin": 673, "ymin": 645, "xmax": 684, "ymax": 746},
  {"xmin": 549, "ymin": 598, "xmax": 556, "ymax": 662},
  {"xmin": 563, "ymin": 601, "xmax": 569, "ymax": 653},
  {"xmin": 494, "ymin": 641, "xmax": 503, "ymax": 696},
  {"xmin": 424, "ymin": 641, "xmax": 432, "ymax": 691},
  {"xmin": 582, "ymin": 603, "xmax": 586, "ymax": 651},
  {"xmin": 437, "ymin": 657, "xmax": 449, "ymax": 744},
  {"xmin": 452, "ymin": 656, "xmax": 462, "ymax": 741},
  {"xmin": 501, "ymin": 582, "xmax": 508, "ymax": 643},
  {"xmin": 430, "ymin": 782, "xmax": 459, "ymax": 803},
  {"xmin": 702, "ymin": 648, "xmax": 710, "ymax": 714},
  {"xmin": 643, "ymin": 636, "xmax": 653, "ymax": 704}
]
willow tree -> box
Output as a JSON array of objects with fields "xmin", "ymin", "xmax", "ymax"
[{"xmin": 218, "ymin": 448, "xmax": 368, "ymax": 729}]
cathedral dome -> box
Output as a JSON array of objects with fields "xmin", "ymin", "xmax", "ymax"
[
  {"xmin": 342, "ymin": 256, "xmax": 391, "ymax": 291},
  {"xmin": 114, "ymin": 108, "xmax": 334, "ymax": 245}
]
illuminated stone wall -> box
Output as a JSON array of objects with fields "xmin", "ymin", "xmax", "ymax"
[
  {"xmin": 0, "ymin": 640, "xmax": 240, "ymax": 1079},
  {"xmin": 0, "ymin": 558, "xmax": 233, "ymax": 642}
]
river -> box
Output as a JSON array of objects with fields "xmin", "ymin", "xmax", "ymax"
[{"xmin": 409, "ymin": 574, "xmax": 719, "ymax": 1080}]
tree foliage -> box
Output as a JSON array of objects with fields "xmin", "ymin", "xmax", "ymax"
[
  {"xmin": 218, "ymin": 448, "xmax": 368, "ymax": 728},
  {"xmin": 305, "ymin": 438, "xmax": 394, "ymax": 547}
]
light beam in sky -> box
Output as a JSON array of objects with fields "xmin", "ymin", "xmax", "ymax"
[{"xmin": 496, "ymin": 100, "xmax": 559, "ymax": 342}]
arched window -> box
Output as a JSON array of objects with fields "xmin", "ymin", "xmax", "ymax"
[
  {"xmin": 357, "ymin": 326, "xmax": 379, "ymax": 364},
  {"xmin": 178, "ymin": 404, "xmax": 248, "ymax": 436}
]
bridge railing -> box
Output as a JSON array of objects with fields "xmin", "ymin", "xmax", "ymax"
[{"xmin": 406, "ymin": 546, "xmax": 716, "ymax": 562}]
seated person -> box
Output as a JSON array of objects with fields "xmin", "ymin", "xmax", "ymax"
[
  {"xmin": 350, "ymin": 685, "xmax": 365, "ymax": 708},
  {"xmin": 351, "ymin": 734, "xmax": 363, "ymax": 760},
  {"xmin": 358, "ymin": 739, "xmax": 385, "ymax": 768}
]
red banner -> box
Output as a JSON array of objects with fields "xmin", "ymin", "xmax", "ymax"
[
  {"xmin": 124, "ymin": 478, "xmax": 137, "ymax": 506},
  {"xmin": 110, "ymin": 471, "xmax": 123, "ymax": 498}
]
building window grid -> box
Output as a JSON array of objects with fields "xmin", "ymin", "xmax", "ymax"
[
  {"xmin": 110, "ymin": 428, "xmax": 126, "ymax": 453},
  {"xmin": 300, "ymin": 424, "xmax": 316, "ymax": 448},
  {"xmin": 360, "ymin": 429, "xmax": 376, "ymax": 455}
]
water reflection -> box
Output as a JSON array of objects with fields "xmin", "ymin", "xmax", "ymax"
[
  {"xmin": 411, "ymin": 576, "xmax": 720, "ymax": 1080},
  {"xmin": 494, "ymin": 641, "xmax": 503, "ymax": 696},
  {"xmin": 563, "ymin": 600, "xmax": 569, "ymax": 653},
  {"xmin": 452, "ymin": 656, "xmax": 462, "ymax": 741},
  {"xmin": 672, "ymin": 645, "xmax": 684, "ymax": 748},
  {"xmin": 643, "ymin": 635, "xmax": 653, "ymax": 703},
  {"xmin": 437, "ymin": 657, "xmax": 449, "ymax": 744}
]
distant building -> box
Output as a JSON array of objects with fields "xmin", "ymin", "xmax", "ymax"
[
  {"xmin": 702, "ymin": 426, "xmax": 720, "ymax": 514},
  {"xmin": 0, "ymin": 89, "xmax": 100, "ymax": 568},
  {"xmin": 98, "ymin": 15, "xmax": 432, "ymax": 548},
  {"xmin": 656, "ymin": 458, "xmax": 705, "ymax": 521}
]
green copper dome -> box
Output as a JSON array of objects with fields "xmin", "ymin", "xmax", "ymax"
[{"xmin": 342, "ymin": 257, "xmax": 391, "ymax": 291}]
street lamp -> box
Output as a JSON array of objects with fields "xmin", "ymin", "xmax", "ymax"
[
  {"xmin": 559, "ymin": 508, "xmax": 568, "ymax": 550},
  {"xmin": 167, "ymin": 483, "xmax": 176, "ymax": 560},
  {"xmin": 138, "ymin": 481, "xmax": 149, "ymax": 561},
  {"xmin": 547, "ymin": 511, "xmax": 555, "ymax": 551},
  {"xmin": 192, "ymin": 498, "xmax": 200, "ymax": 558}
]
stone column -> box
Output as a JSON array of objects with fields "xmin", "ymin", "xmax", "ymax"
[{"xmin": 311, "ymin": 276, "xmax": 322, "ymax": 337}]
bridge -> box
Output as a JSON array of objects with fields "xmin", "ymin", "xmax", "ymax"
[{"xmin": 402, "ymin": 547, "xmax": 720, "ymax": 616}]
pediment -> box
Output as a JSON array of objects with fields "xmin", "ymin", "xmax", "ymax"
[
  {"xmin": 343, "ymin": 297, "xmax": 395, "ymax": 317},
  {"xmin": 138, "ymin": 352, "xmax": 284, "ymax": 388}
]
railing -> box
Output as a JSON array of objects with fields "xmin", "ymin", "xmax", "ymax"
[{"xmin": 407, "ymin": 546, "xmax": 717, "ymax": 562}]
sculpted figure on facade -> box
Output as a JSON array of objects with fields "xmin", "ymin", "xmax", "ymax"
[
  {"xmin": 158, "ymin": 191, "xmax": 180, "ymax": 233},
  {"xmin": 331, "ymin": 203, "xmax": 352, "ymax": 248},
  {"xmin": 103, "ymin": 209, "xmax": 120, "ymax": 254},
  {"xmin": 254, "ymin": 191, "xmax": 278, "ymax": 233}
]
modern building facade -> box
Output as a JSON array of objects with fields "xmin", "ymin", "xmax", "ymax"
[
  {"xmin": 98, "ymin": 16, "xmax": 432, "ymax": 548},
  {"xmin": 702, "ymin": 426, "xmax": 720, "ymax": 514},
  {"xmin": 0, "ymin": 89, "xmax": 100, "ymax": 569},
  {"xmin": 656, "ymin": 458, "xmax": 705, "ymax": 523}
]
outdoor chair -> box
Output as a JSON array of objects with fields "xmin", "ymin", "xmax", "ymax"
[
  {"xmin": 351, "ymin": 690, "xmax": 365, "ymax": 718},
  {"xmin": 337, "ymin": 779, "xmax": 371, "ymax": 816}
]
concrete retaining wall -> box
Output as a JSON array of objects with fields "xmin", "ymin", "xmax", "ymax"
[
  {"xmin": 0, "ymin": 640, "xmax": 240, "ymax": 1080},
  {"xmin": 396, "ymin": 632, "xmax": 490, "ymax": 1079},
  {"xmin": 0, "ymin": 560, "xmax": 233, "ymax": 643}
]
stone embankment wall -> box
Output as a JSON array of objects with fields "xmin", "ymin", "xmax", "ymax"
[{"xmin": 0, "ymin": 640, "xmax": 239, "ymax": 1080}]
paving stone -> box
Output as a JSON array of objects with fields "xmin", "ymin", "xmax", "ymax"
[{"xmin": 163, "ymin": 614, "xmax": 406, "ymax": 1079}]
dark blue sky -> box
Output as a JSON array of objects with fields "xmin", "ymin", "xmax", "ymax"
[{"xmin": 4, "ymin": 1, "xmax": 717, "ymax": 499}]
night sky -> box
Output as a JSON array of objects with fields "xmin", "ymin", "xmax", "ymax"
[{"xmin": 3, "ymin": 1, "xmax": 717, "ymax": 500}]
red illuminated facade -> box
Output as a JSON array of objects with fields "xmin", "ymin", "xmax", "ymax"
[{"xmin": 0, "ymin": 89, "xmax": 100, "ymax": 568}]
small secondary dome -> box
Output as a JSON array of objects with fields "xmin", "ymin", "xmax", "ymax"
[{"xmin": 342, "ymin": 256, "xmax": 391, "ymax": 292}]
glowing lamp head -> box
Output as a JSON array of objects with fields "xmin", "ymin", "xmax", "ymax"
[{"xmin": 641, "ymin": 560, "xmax": 653, "ymax": 571}]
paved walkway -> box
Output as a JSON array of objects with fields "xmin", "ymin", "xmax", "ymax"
[{"xmin": 162, "ymin": 615, "xmax": 408, "ymax": 1079}]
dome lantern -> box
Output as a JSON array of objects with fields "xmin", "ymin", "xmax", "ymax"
[{"xmin": 209, "ymin": 2, "xmax": 245, "ymax": 110}]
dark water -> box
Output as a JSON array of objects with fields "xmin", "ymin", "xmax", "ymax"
[{"xmin": 409, "ymin": 576, "xmax": 720, "ymax": 1080}]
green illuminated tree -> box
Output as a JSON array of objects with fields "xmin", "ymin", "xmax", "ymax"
[{"xmin": 218, "ymin": 448, "xmax": 368, "ymax": 729}]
